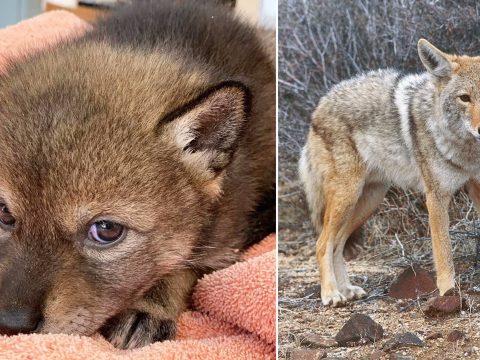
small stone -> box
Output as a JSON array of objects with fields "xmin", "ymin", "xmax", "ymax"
[
  {"xmin": 335, "ymin": 313, "xmax": 384, "ymax": 346},
  {"xmin": 382, "ymin": 332, "xmax": 424, "ymax": 352},
  {"xmin": 287, "ymin": 333, "xmax": 296, "ymax": 342},
  {"xmin": 425, "ymin": 331, "xmax": 442, "ymax": 340},
  {"xmin": 423, "ymin": 295, "xmax": 465, "ymax": 317},
  {"xmin": 369, "ymin": 350, "xmax": 387, "ymax": 359},
  {"xmin": 408, "ymin": 312, "xmax": 421, "ymax": 319},
  {"xmin": 302, "ymin": 284, "xmax": 321, "ymax": 299},
  {"xmin": 287, "ymin": 349, "xmax": 326, "ymax": 360},
  {"xmin": 298, "ymin": 333, "xmax": 337, "ymax": 348},
  {"xmin": 389, "ymin": 264, "xmax": 436, "ymax": 299},
  {"xmin": 390, "ymin": 354, "xmax": 415, "ymax": 360},
  {"xmin": 447, "ymin": 330, "xmax": 465, "ymax": 342}
]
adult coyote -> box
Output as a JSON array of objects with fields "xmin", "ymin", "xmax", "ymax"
[{"xmin": 300, "ymin": 39, "xmax": 480, "ymax": 306}]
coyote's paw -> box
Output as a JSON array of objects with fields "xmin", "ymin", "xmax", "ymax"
[
  {"xmin": 341, "ymin": 285, "xmax": 367, "ymax": 300},
  {"xmin": 321, "ymin": 289, "xmax": 347, "ymax": 307},
  {"xmin": 437, "ymin": 278, "xmax": 456, "ymax": 297},
  {"xmin": 100, "ymin": 311, "xmax": 176, "ymax": 349}
]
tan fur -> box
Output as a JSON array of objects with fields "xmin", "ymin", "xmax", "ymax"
[
  {"xmin": 301, "ymin": 39, "xmax": 480, "ymax": 306},
  {"xmin": 467, "ymin": 103, "xmax": 480, "ymax": 129}
]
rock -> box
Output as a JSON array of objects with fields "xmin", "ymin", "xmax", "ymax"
[
  {"xmin": 382, "ymin": 332, "xmax": 424, "ymax": 352},
  {"xmin": 390, "ymin": 354, "xmax": 415, "ymax": 360},
  {"xmin": 299, "ymin": 333, "xmax": 337, "ymax": 348},
  {"xmin": 422, "ymin": 295, "xmax": 465, "ymax": 317},
  {"xmin": 369, "ymin": 350, "xmax": 387, "ymax": 359},
  {"xmin": 334, "ymin": 313, "xmax": 384, "ymax": 346},
  {"xmin": 287, "ymin": 349, "xmax": 326, "ymax": 360},
  {"xmin": 447, "ymin": 330, "xmax": 465, "ymax": 342},
  {"xmin": 425, "ymin": 331, "xmax": 442, "ymax": 340},
  {"xmin": 288, "ymin": 333, "xmax": 297, "ymax": 342},
  {"xmin": 302, "ymin": 284, "xmax": 321, "ymax": 299},
  {"xmin": 388, "ymin": 264, "xmax": 436, "ymax": 299},
  {"xmin": 460, "ymin": 345, "xmax": 480, "ymax": 357}
]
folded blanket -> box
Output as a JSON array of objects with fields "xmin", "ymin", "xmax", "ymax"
[{"xmin": 0, "ymin": 11, "xmax": 276, "ymax": 359}]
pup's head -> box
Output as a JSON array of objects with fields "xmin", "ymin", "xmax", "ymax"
[
  {"xmin": 0, "ymin": 43, "xmax": 250, "ymax": 336},
  {"xmin": 418, "ymin": 39, "xmax": 480, "ymax": 139}
]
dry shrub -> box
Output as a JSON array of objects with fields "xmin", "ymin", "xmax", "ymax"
[{"xmin": 278, "ymin": 0, "xmax": 480, "ymax": 261}]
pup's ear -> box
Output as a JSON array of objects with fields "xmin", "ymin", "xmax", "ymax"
[
  {"xmin": 418, "ymin": 39, "xmax": 454, "ymax": 78},
  {"xmin": 161, "ymin": 81, "xmax": 250, "ymax": 195}
]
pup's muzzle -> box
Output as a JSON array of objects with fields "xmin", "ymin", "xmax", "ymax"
[{"xmin": 0, "ymin": 307, "xmax": 42, "ymax": 335}]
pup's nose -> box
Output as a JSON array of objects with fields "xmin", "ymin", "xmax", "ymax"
[{"xmin": 0, "ymin": 308, "xmax": 42, "ymax": 335}]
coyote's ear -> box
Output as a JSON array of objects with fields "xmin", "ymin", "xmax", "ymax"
[
  {"xmin": 161, "ymin": 81, "xmax": 250, "ymax": 194},
  {"xmin": 418, "ymin": 39, "xmax": 453, "ymax": 78}
]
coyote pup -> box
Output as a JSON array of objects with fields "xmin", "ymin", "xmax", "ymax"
[
  {"xmin": 300, "ymin": 39, "xmax": 480, "ymax": 306},
  {"xmin": 0, "ymin": 0, "xmax": 275, "ymax": 348}
]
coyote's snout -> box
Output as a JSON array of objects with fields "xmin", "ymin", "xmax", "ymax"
[
  {"xmin": 300, "ymin": 38, "xmax": 480, "ymax": 306},
  {"xmin": 0, "ymin": 0, "xmax": 275, "ymax": 348}
]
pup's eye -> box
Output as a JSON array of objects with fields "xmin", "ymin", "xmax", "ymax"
[
  {"xmin": 88, "ymin": 221, "xmax": 125, "ymax": 244},
  {"xmin": 459, "ymin": 94, "xmax": 471, "ymax": 102},
  {"xmin": 0, "ymin": 203, "xmax": 15, "ymax": 229}
]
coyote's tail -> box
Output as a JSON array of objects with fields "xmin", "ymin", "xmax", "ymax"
[
  {"xmin": 299, "ymin": 137, "xmax": 364, "ymax": 260},
  {"xmin": 299, "ymin": 143, "xmax": 324, "ymax": 234}
]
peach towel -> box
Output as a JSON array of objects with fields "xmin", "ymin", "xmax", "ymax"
[
  {"xmin": 0, "ymin": 11, "xmax": 276, "ymax": 359},
  {"xmin": 0, "ymin": 237, "xmax": 276, "ymax": 359}
]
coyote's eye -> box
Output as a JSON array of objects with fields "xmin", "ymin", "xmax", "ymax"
[
  {"xmin": 88, "ymin": 220, "xmax": 125, "ymax": 244},
  {"xmin": 459, "ymin": 94, "xmax": 471, "ymax": 102},
  {"xmin": 0, "ymin": 203, "xmax": 15, "ymax": 229}
]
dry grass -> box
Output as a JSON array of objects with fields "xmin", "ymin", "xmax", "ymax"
[
  {"xmin": 278, "ymin": 0, "xmax": 480, "ymax": 266},
  {"xmin": 279, "ymin": 0, "xmax": 480, "ymax": 235},
  {"xmin": 278, "ymin": 0, "xmax": 480, "ymax": 358}
]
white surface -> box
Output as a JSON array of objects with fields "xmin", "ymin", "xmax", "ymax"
[
  {"xmin": 260, "ymin": 0, "xmax": 276, "ymax": 28},
  {"xmin": 47, "ymin": 0, "xmax": 77, "ymax": 8},
  {"xmin": 237, "ymin": 0, "xmax": 277, "ymax": 28}
]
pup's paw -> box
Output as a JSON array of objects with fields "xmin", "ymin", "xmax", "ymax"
[
  {"xmin": 341, "ymin": 285, "xmax": 367, "ymax": 300},
  {"xmin": 100, "ymin": 311, "xmax": 176, "ymax": 349},
  {"xmin": 321, "ymin": 289, "xmax": 347, "ymax": 307}
]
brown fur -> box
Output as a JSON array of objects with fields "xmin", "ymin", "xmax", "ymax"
[{"xmin": 0, "ymin": 0, "xmax": 275, "ymax": 349}]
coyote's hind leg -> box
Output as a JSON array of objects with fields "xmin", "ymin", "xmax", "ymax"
[
  {"xmin": 316, "ymin": 168, "xmax": 366, "ymax": 306},
  {"xmin": 333, "ymin": 183, "xmax": 388, "ymax": 300}
]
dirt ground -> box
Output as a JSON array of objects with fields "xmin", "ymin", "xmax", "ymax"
[{"xmin": 278, "ymin": 224, "xmax": 480, "ymax": 360}]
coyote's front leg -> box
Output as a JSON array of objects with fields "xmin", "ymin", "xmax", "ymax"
[
  {"xmin": 466, "ymin": 179, "xmax": 480, "ymax": 218},
  {"xmin": 466, "ymin": 179, "xmax": 480, "ymax": 264},
  {"xmin": 425, "ymin": 189, "xmax": 455, "ymax": 295},
  {"xmin": 101, "ymin": 269, "xmax": 198, "ymax": 349}
]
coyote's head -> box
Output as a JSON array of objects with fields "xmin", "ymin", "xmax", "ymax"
[
  {"xmin": 418, "ymin": 39, "xmax": 480, "ymax": 139},
  {"xmin": 0, "ymin": 43, "xmax": 249, "ymax": 336}
]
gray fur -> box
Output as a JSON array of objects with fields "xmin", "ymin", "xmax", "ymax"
[{"xmin": 300, "ymin": 39, "xmax": 480, "ymax": 306}]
